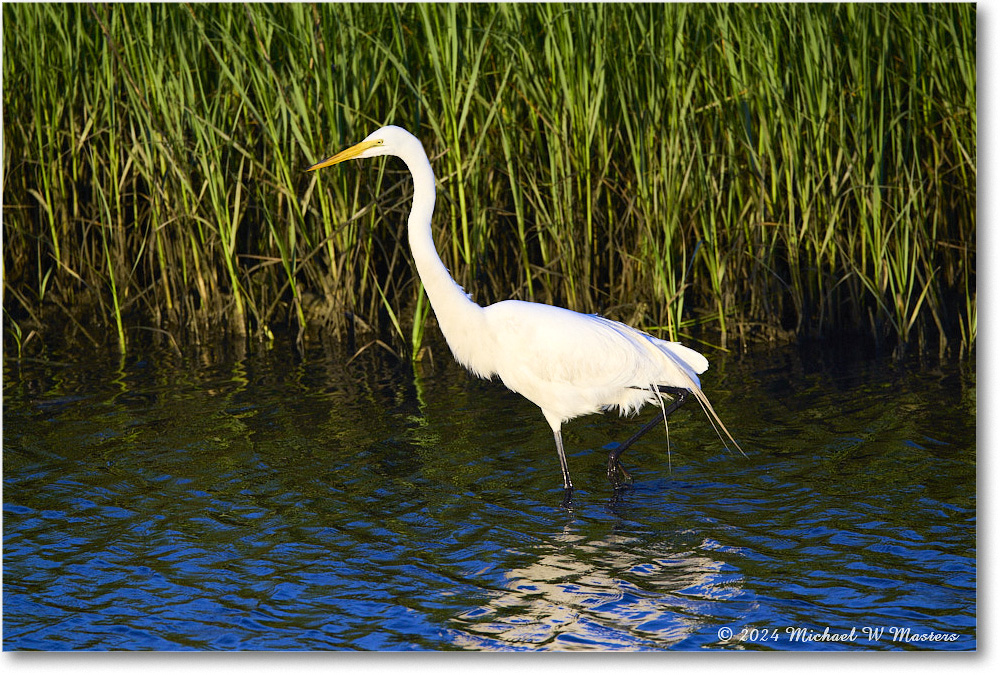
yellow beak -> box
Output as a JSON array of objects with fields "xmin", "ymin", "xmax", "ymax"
[{"xmin": 307, "ymin": 139, "xmax": 382, "ymax": 172}]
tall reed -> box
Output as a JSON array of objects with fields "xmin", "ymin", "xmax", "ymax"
[{"xmin": 3, "ymin": 3, "xmax": 976, "ymax": 359}]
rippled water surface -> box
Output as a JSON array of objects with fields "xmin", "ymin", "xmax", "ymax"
[{"xmin": 3, "ymin": 337, "xmax": 976, "ymax": 650}]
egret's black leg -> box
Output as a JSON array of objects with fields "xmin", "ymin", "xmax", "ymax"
[
  {"xmin": 554, "ymin": 429, "xmax": 574, "ymax": 507},
  {"xmin": 608, "ymin": 389, "xmax": 691, "ymax": 489}
]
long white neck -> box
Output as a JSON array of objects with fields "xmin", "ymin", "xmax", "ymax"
[{"xmin": 397, "ymin": 141, "xmax": 495, "ymax": 378}]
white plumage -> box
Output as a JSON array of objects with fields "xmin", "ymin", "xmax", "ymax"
[
  {"xmin": 309, "ymin": 125, "xmax": 740, "ymax": 500},
  {"xmin": 483, "ymin": 300, "xmax": 706, "ymax": 424}
]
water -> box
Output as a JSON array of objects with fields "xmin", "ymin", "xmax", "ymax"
[{"xmin": 2, "ymin": 336, "xmax": 976, "ymax": 650}]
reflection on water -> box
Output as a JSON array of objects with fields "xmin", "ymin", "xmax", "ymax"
[
  {"xmin": 2, "ymin": 336, "xmax": 976, "ymax": 650},
  {"xmin": 452, "ymin": 525, "xmax": 729, "ymax": 649}
]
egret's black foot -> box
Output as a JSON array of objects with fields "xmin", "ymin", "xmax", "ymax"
[
  {"xmin": 560, "ymin": 487, "xmax": 574, "ymax": 508},
  {"xmin": 608, "ymin": 488, "xmax": 629, "ymax": 510},
  {"xmin": 607, "ymin": 456, "xmax": 633, "ymax": 490},
  {"xmin": 605, "ymin": 389, "xmax": 691, "ymax": 492}
]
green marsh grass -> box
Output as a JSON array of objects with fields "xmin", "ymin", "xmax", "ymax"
[{"xmin": 2, "ymin": 3, "xmax": 976, "ymax": 359}]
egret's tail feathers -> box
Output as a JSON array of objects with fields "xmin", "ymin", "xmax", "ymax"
[
  {"xmin": 663, "ymin": 341, "xmax": 710, "ymax": 376},
  {"xmin": 657, "ymin": 349, "xmax": 745, "ymax": 457},
  {"xmin": 649, "ymin": 383, "xmax": 672, "ymax": 472},
  {"xmin": 688, "ymin": 382, "xmax": 746, "ymax": 457}
]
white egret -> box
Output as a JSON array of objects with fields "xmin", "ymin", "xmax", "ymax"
[{"xmin": 309, "ymin": 125, "xmax": 741, "ymax": 503}]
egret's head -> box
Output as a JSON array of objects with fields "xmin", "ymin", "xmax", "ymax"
[{"xmin": 307, "ymin": 125, "xmax": 411, "ymax": 172}]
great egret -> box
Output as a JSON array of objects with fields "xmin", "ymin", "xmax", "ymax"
[{"xmin": 309, "ymin": 125, "xmax": 741, "ymax": 503}]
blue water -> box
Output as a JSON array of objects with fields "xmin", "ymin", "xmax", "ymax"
[{"xmin": 2, "ymin": 337, "xmax": 976, "ymax": 650}]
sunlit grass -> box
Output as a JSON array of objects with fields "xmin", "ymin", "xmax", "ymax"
[{"xmin": 2, "ymin": 3, "xmax": 975, "ymax": 359}]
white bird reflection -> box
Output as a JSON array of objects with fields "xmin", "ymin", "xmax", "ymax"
[{"xmin": 450, "ymin": 525, "xmax": 744, "ymax": 650}]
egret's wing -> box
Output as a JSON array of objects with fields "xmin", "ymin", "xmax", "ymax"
[
  {"xmin": 482, "ymin": 299, "xmax": 708, "ymax": 421},
  {"xmin": 484, "ymin": 300, "xmax": 668, "ymax": 386}
]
